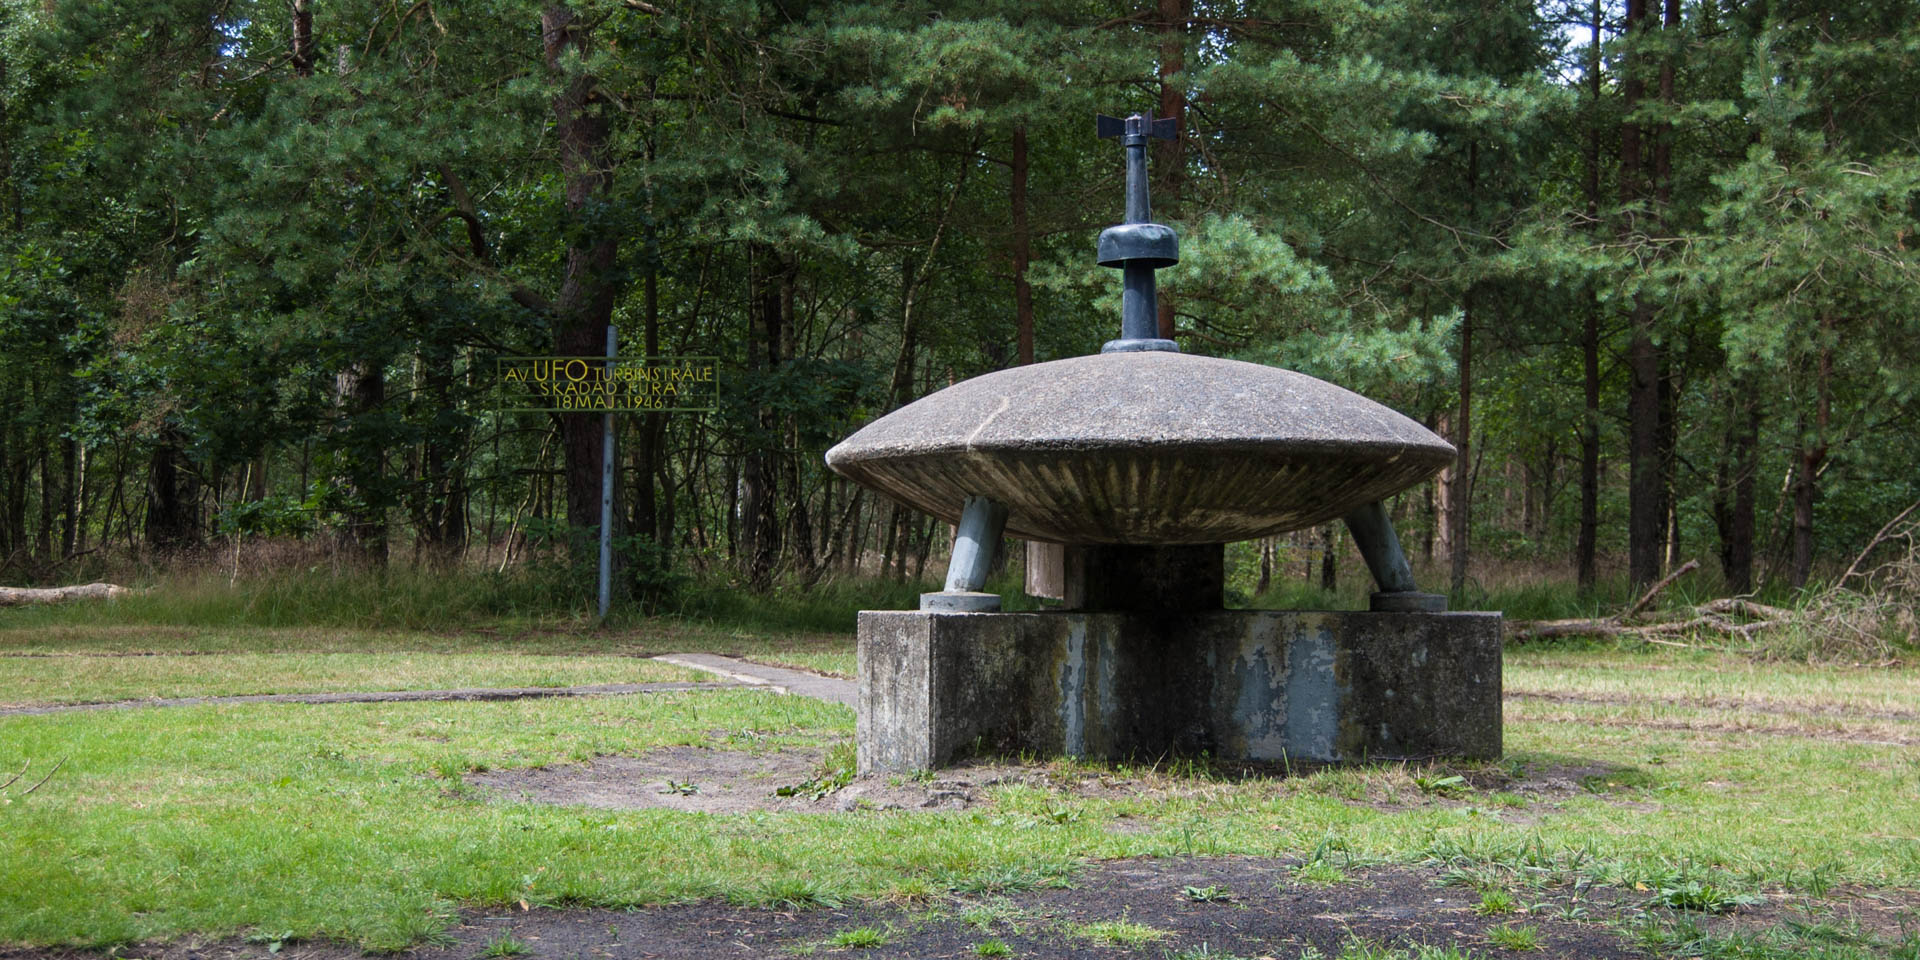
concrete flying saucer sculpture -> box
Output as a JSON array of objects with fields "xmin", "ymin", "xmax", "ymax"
[
  {"xmin": 824, "ymin": 350, "xmax": 1453, "ymax": 545},
  {"xmin": 824, "ymin": 110, "xmax": 1499, "ymax": 774}
]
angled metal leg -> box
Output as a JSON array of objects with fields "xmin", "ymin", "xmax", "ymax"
[
  {"xmin": 921, "ymin": 496, "xmax": 1009, "ymax": 612},
  {"xmin": 1342, "ymin": 500, "xmax": 1447, "ymax": 612}
]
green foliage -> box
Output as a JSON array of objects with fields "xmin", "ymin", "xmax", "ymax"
[
  {"xmin": 216, "ymin": 496, "xmax": 317, "ymax": 539},
  {"xmin": 1, "ymin": 0, "xmax": 1918, "ymax": 608}
]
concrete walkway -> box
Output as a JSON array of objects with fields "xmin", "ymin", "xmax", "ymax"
[
  {"xmin": 651, "ymin": 654, "xmax": 857, "ymax": 708},
  {"xmin": 0, "ymin": 655, "xmax": 859, "ymax": 717},
  {"xmin": 0, "ymin": 681, "xmax": 747, "ymax": 717}
]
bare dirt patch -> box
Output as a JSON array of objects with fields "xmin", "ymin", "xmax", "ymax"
[
  {"xmin": 0, "ymin": 857, "xmax": 1778, "ymax": 960},
  {"xmin": 463, "ymin": 747, "xmax": 1662, "ymax": 831},
  {"xmin": 462, "ymin": 746, "xmax": 1239, "ymax": 815},
  {"xmin": 468, "ymin": 746, "xmax": 828, "ymax": 813},
  {"xmin": 467, "ymin": 747, "xmax": 1007, "ymax": 814}
]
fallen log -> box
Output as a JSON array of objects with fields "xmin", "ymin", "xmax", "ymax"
[
  {"xmin": 1508, "ymin": 615, "xmax": 1725, "ymax": 642},
  {"xmin": 1506, "ymin": 562, "xmax": 1790, "ymax": 643},
  {"xmin": 1620, "ymin": 559, "xmax": 1700, "ymax": 620},
  {"xmin": 1698, "ymin": 597, "xmax": 1793, "ymax": 621},
  {"xmin": 0, "ymin": 582, "xmax": 133, "ymax": 606}
]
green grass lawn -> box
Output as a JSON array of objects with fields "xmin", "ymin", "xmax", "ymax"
[
  {"xmin": 0, "ymin": 652, "xmax": 704, "ymax": 707},
  {"xmin": 2, "ymin": 609, "xmax": 1916, "ymax": 954}
]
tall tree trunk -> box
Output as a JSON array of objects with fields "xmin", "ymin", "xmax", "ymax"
[
  {"xmin": 888, "ymin": 255, "xmax": 917, "ymax": 407},
  {"xmin": 1318, "ymin": 524, "xmax": 1336, "ymax": 592},
  {"xmin": 911, "ymin": 517, "xmax": 934, "ymax": 582},
  {"xmin": 335, "ymin": 362, "xmax": 389, "ymax": 564},
  {"xmin": 6, "ymin": 451, "xmax": 28, "ymax": 560},
  {"xmin": 1627, "ymin": 320, "xmax": 1662, "ymax": 587},
  {"xmin": 1621, "ymin": 0, "xmax": 1663, "ymax": 588},
  {"xmin": 881, "ymin": 503, "xmax": 903, "ymax": 581},
  {"xmin": 1791, "ymin": 339, "xmax": 1831, "ymax": 587},
  {"xmin": 1655, "ymin": 0, "xmax": 1681, "ymax": 573},
  {"xmin": 145, "ymin": 432, "xmax": 195, "ymax": 553},
  {"xmin": 0, "ymin": 426, "xmax": 12, "ymax": 559},
  {"xmin": 741, "ymin": 246, "xmax": 784, "ymax": 590},
  {"xmin": 631, "ymin": 242, "xmax": 661, "ymax": 548},
  {"xmin": 1660, "ymin": 363, "xmax": 1680, "ymax": 567},
  {"xmin": 1577, "ymin": 0, "xmax": 1604, "ymax": 595},
  {"xmin": 1714, "ymin": 392, "xmax": 1760, "ymax": 593},
  {"xmin": 543, "ymin": 4, "xmax": 622, "ymax": 542},
  {"xmin": 818, "ymin": 476, "xmax": 834, "ymax": 562},
  {"xmin": 58, "ymin": 437, "xmax": 77, "ymax": 558},
  {"xmin": 1448, "ymin": 283, "xmax": 1474, "ymax": 597},
  {"xmin": 416, "ymin": 343, "xmax": 466, "ymax": 567},
  {"xmin": 35, "ymin": 441, "xmax": 52, "ymax": 561},
  {"xmin": 1011, "ymin": 125, "xmax": 1034, "ymax": 366},
  {"xmin": 781, "ymin": 266, "xmax": 815, "ymax": 575},
  {"xmin": 723, "ymin": 454, "xmax": 737, "ymax": 561},
  {"xmin": 632, "ymin": 115, "xmax": 666, "ymax": 554},
  {"xmin": 291, "ymin": 0, "xmax": 314, "ymax": 77},
  {"xmin": 74, "ymin": 443, "xmax": 91, "ymax": 555},
  {"xmin": 1578, "ymin": 297, "xmax": 1601, "ymax": 594},
  {"xmin": 244, "ymin": 455, "xmax": 268, "ymax": 502}
]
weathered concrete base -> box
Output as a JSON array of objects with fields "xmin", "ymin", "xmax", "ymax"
[{"xmin": 857, "ymin": 610, "xmax": 1501, "ymax": 773}]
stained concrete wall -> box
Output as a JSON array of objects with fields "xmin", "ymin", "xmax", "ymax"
[{"xmin": 857, "ymin": 610, "xmax": 1501, "ymax": 773}]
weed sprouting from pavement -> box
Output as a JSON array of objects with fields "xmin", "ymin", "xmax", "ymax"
[
  {"xmin": 1071, "ymin": 917, "xmax": 1172, "ymax": 946},
  {"xmin": 1486, "ymin": 924, "xmax": 1542, "ymax": 951},
  {"xmin": 480, "ymin": 932, "xmax": 532, "ymax": 958},
  {"xmin": 827, "ymin": 926, "xmax": 887, "ymax": 949},
  {"xmin": 1180, "ymin": 884, "xmax": 1234, "ymax": 902},
  {"xmin": 1475, "ymin": 889, "xmax": 1518, "ymax": 915},
  {"xmin": 1293, "ymin": 860, "xmax": 1348, "ymax": 885}
]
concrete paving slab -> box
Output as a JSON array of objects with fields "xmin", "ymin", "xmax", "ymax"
[{"xmin": 652, "ymin": 654, "xmax": 857, "ymax": 708}]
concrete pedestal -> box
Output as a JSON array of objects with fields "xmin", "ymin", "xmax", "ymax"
[{"xmin": 856, "ymin": 609, "xmax": 1501, "ymax": 773}]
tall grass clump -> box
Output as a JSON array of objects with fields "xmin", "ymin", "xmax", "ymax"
[
  {"xmin": 1749, "ymin": 563, "xmax": 1920, "ymax": 664},
  {"xmin": 0, "ymin": 562, "xmax": 596, "ymax": 631},
  {"xmin": 666, "ymin": 573, "xmax": 936, "ymax": 633}
]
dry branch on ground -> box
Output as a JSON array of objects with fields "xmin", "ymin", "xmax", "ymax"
[
  {"xmin": 1511, "ymin": 500, "xmax": 1920, "ymax": 662},
  {"xmin": 1508, "ymin": 559, "xmax": 1785, "ymax": 646}
]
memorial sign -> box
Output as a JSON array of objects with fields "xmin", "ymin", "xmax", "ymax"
[{"xmin": 495, "ymin": 356, "xmax": 719, "ymax": 413}]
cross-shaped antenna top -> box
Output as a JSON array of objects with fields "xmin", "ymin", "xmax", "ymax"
[
  {"xmin": 1096, "ymin": 113, "xmax": 1178, "ymax": 147},
  {"xmin": 1093, "ymin": 113, "xmax": 1181, "ymax": 353}
]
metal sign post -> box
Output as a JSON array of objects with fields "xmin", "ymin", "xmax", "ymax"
[{"xmin": 599, "ymin": 326, "xmax": 616, "ymax": 620}]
